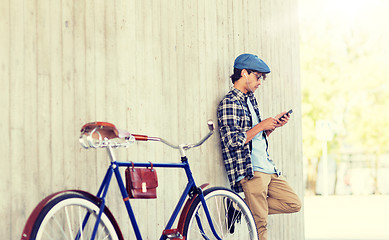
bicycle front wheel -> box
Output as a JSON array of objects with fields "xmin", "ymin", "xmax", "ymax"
[
  {"xmin": 183, "ymin": 187, "xmax": 258, "ymax": 239},
  {"xmin": 30, "ymin": 193, "xmax": 120, "ymax": 240}
]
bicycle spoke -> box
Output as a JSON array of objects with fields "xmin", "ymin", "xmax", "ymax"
[
  {"xmin": 213, "ymin": 196, "xmax": 224, "ymax": 236},
  {"xmin": 42, "ymin": 227, "xmax": 53, "ymax": 239},
  {"xmin": 65, "ymin": 206, "xmax": 74, "ymax": 239},
  {"xmin": 78, "ymin": 206, "xmax": 85, "ymax": 240},
  {"xmin": 52, "ymin": 214, "xmax": 69, "ymax": 239}
]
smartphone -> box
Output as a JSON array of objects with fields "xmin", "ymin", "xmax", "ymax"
[{"xmin": 278, "ymin": 109, "xmax": 293, "ymax": 121}]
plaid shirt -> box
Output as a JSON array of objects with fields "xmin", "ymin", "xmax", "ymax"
[{"xmin": 217, "ymin": 88, "xmax": 265, "ymax": 193}]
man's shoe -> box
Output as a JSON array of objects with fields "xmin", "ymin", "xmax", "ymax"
[{"xmin": 224, "ymin": 197, "xmax": 242, "ymax": 234}]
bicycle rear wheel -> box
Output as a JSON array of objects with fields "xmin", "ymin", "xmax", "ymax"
[
  {"xmin": 30, "ymin": 193, "xmax": 120, "ymax": 240},
  {"xmin": 183, "ymin": 187, "xmax": 258, "ymax": 240}
]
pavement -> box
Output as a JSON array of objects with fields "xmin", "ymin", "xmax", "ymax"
[{"xmin": 304, "ymin": 195, "xmax": 389, "ymax": 240}]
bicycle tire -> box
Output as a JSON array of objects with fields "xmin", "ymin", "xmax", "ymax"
[
  {"xmin": 183, "ymin": 187, "xmax": 258, "ymax": 239},
  {"xmin": 30, "ymin": 193, "xmax": 120, "ymax": 240}
]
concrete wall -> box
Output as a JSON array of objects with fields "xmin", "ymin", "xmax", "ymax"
[{"xmin": 0, "ymin": 0, "xmax": 304, "ymax": 239}]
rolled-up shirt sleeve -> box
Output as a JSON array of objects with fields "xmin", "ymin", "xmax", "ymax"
[{"xmin": 217, "ymin": 99, "xmax": 247, "ymax": 150}]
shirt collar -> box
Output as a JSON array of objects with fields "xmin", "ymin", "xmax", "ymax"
[{"xmin": 231, "ymin": 87, "xmax": 254, "ymax": 101}]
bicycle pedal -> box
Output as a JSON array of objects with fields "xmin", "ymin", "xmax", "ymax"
[{"xmin": 162, "ymin": 229, "xmax": 184, "ymax": 239}]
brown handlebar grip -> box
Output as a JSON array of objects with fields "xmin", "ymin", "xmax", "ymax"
[{"xmin": 132, "ymin": 134, "xmax": 149, "ymax": 141}]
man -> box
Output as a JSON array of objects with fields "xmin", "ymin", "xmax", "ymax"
[{"xmin": 217, "ymin": 53, "xmax": 301, "ymax": 239}]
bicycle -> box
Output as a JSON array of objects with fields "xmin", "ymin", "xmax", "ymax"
[{"xmin": 21, "ymin": 121, "xmax": 258, "ymax": 240}]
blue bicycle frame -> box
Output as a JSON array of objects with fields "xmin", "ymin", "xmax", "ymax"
[{"xmin": 90, "ymin": 145, "xmax": 222, "ymax": 240}]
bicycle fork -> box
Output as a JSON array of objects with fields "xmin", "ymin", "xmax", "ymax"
[{"xmin": 197, "ymin": 191, "xmax": 223, "ymax": 240}]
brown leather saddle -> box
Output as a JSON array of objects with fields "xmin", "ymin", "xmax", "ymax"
[
  {"xmin": 80, "ymin": 122, "xmax": 149, "ymax": 142},
  {"xmin": 80, "ymin": 122, "xmax": 120, "ymax": 140}
]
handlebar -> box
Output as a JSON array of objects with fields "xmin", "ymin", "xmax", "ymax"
[
  {"xmin": 79, "ymin": 120, "xmax": 215, "ymax": 155},
  {"xmin": 136, "ymin": 120, "xmax": 214, "ymax": 151}
]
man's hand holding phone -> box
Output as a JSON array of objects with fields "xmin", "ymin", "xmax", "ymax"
[{"xmin": 276, "ymin": 109, "xmax": 293, "ymax": 126}]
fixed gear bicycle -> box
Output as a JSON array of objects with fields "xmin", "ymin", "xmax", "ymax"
[{"xmin": 21, "ymin": 121, "xmax": 258, "ymax": 240}]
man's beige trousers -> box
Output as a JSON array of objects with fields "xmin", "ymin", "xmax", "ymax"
[{"xmin": 240, "ymin": 172, "xmax": 302, "ymax": 240}]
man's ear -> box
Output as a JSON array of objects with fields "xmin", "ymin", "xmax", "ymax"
[{"xmin": 241, "ymin": 69, "xmax": 248, "ymax": 78}]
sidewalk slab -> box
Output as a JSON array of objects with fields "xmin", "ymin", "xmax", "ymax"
[{"xmin": 305, "ymin": 195, "xmax": 389, "ymax": 240}]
